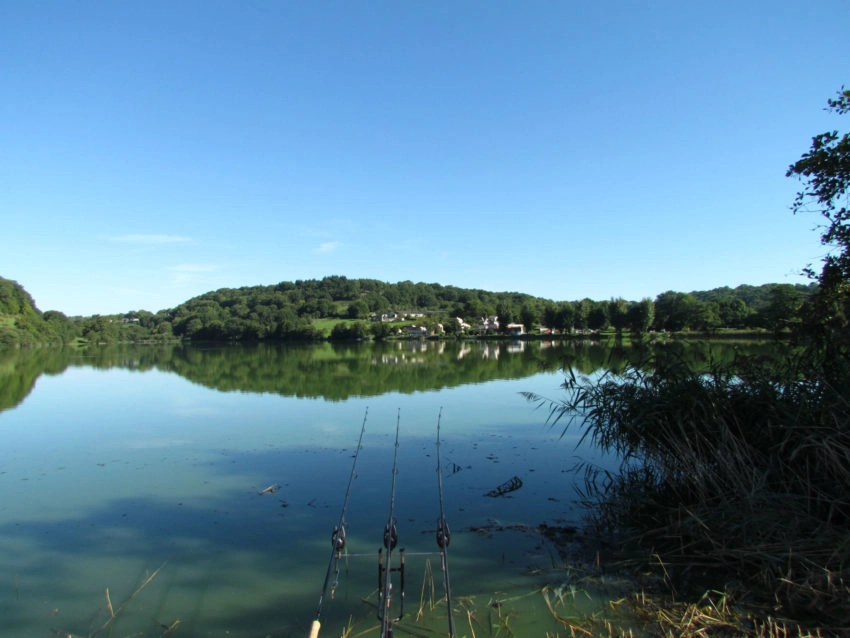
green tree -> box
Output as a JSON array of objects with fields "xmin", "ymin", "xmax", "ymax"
[
  {"xmin": 43, "ymin": 310, "xmax": 78, "ymax": 343},
  {"xmin": 787, "ymin": 87, "xmax": 850, "ymax": 282},
  {"xmin": 330, "ymin": 321, "xmax": 369, "ymax": 341},
  {"xmin": 761, "ymin": 284, "xmax": 803, "ymax": 333},
  {"xmin": 627, "ymin": 298, "xmax": 655, "ymax": 334},
  {"xmin": 182, "ymin": 317, "xmax": 203, "ymax": 337},
  {"xmin": 717, "ymin": 297, "xmax": 751, "ymax": 328},
  {"xmin": 653, "ymin": 291, "xmax": 680, "ymax": 331},
  {"xmin": 347, "ymin": 300, "xmax": 369, "ymax": 319},
  {"xmin": 370, "ymin": 321, "xmax": 393, "ymax": 340},
  {"xmin": 519, "ymin": 302, "xmax": 540, "ymax": 333},
  {"xmin": 363, "ymin": 292, "xmax": 390, "ymax": 313},
  {"xmin": 542, "ymin": 302, "xmax": 558, "ymax": 331},
  {"xmin": 81, "ymin": 316, "xmax": 121, "ymax": 344},
  {"xmin": 463, "ymin": 298, "xmax": 487, "ymax": 320},
  {"xmin": 441, "ymin": 316, "xmax": 462, "ymax": 337},
  {"xmin": 587, "ymin": 302, "xmax": 609, "ymax": 331},
  {"xmin": 654, "ymin": 291, "xmax": 709, "ymax": 332},
  {"xmin": 0, "ymin": 277, "xmax": 35, "ymax": 315},
  {"xmin": 495, "ymin": 300, "xmax": 516, "ymax": 327},
  {"xmin": 555, "ymin": 302, "xmax": 575, "ymax": 333},
  {"xmin": 414, "ymin": 283, "xmax": 438, "ymax": 307},
  {"xmin": 574, "ymin": 299, "xmax": 592, "ymax": 331},
  {"xmin": 608, "ymin": 298, "xmax": 629, "ymax": 333},
  {"xmin": 153, "ymin": 321, "xmax": 174, "ymax": 339},
  {"xmin": 787, "ymin": 87, "xmax": 850, "ymax": 354}
]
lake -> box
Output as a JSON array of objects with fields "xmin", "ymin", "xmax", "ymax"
[{"xmin": 0, "ymin": 339, "xmax": 778, "ymax": 637}]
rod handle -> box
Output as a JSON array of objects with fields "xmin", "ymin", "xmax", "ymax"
[{"xmin": 309, "ymin": 619, "xmax": 321, "ymax": 638}]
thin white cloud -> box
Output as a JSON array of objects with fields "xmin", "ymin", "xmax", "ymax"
[
  {"xmin": 314, "ymin": 241, "xmax": 342, "ymax": 254},
  {"xmin": 108, "ymin": 234, "xmax": 191, "ymax": 244}
]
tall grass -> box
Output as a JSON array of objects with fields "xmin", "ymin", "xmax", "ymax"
[{"xmin": 525, "ymin": 351, "xmax": 850, "ymax": 629}]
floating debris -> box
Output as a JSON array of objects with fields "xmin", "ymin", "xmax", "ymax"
[
  {"xmin": 258, "ymin": 483, "xmax": 280, "ymax": 495},
  {"xmin": 467, "ymin": 521, "xmax": 578, "ymax": 548},
  {"xmin": 484, "ymin": 475, "xmax": 523, "ymax": 497}
]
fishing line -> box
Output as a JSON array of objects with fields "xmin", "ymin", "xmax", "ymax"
[
  {"xmin": 310, "ymin": 407, "xmax": 368, "ymax": 638},
  {"xmin": 378, "ymin": 409, "xmax": 404, "ymax": 638},
  {"xmin": 435, "ymin": 408, "xmax": 457, "ymax": 638}
]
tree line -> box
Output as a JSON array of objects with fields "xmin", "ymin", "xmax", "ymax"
[{"xmin": 0, "ymin": 273, "xmax": 815, "ymax": 347}]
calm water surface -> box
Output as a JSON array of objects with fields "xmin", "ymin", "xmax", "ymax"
[{"xmin": 0, "ymin": 340, "xmax": 769, "ymax": 637}]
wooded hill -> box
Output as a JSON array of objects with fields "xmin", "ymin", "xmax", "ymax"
[{"xmin": 0, "ymin": 274, "xmax": 816, "ymax": 347}]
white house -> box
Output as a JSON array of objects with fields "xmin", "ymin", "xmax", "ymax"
[
  {"xmin": 506, "ymin": 323, "xmax": 524, "ymax": 336},
  {"xmin": 478, "ymin": 316, "xmax": 499, "ymax": 333},
  {"xmin": 407, "ymin": 325, "xmax": 429, "ymax": 337}
]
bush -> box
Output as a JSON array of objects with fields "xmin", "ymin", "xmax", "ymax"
[{"xmin": 329, "ymin": 321, "xmax": 369, "ymax": 341}]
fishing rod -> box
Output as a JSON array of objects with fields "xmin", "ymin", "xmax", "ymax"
[
  {"xmin": 377, "ymin": 409, "xmax": 404, "ymax": 638},
  {"xmin": 309, "ymin": 408, "xmax": 369, "ymax": 638},
  {"xmin": 435, "ymin": 408, "xmax": 456, "ymax": 638}
]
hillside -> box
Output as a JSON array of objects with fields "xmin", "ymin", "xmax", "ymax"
[
  {"xmin": 0, "ymin": 275, "xmax": 816, "ymax": 347},
  {"xmin": 0, "ymin": 276, "xmax": 76, "ymax": 347}
]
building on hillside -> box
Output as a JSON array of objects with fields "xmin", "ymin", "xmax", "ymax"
[
  {"xmin": 478, "ymin": 316, "xmax": 499, "ymax": 333},
  {"xmin": 506, "ymin": 323, "xmax": 524, "ymax": 336},
  {"xmin": 407, "ymin": 325, "xmax": 429, "ymax": 337}
]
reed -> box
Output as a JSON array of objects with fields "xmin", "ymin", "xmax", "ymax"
[
  {"xmin": 525, "ymin": 350, "xmax": 850, "ymax": 630},
  {"xmin": 541, "ymin": 585, "xmax": 592, "ymax": 635},
  {"xmin": 92, "ymin": 561, "xmax": 168, "ymax": 636},
  {"xmin": 490, "ymin": 603, "xmax": 515, "ymax": 637},
  {"xmin": 455, "ymin": 596, "xmax": 479, "ymax": 638},
  {"xmin": 104, "ymin": 588, "xmax": 114, "ymax": 619},
  {"xmin": 540, "ymin": 562, "xmax": 833, "ymax": 638},
  {"xmin": 416, "ymin": 559, "xmax": 437, "ymax": 621}
]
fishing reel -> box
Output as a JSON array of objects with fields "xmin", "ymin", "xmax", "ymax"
[
  {"xmin": 383, "ymin": 522, "xmax": 398, "ymax": 550},
  {"xmin": 436, "ymin": 519, "xmax": 451, "ymax": 549},
  {"xmin": 331, "ymin": 525, "xmax": 346, "ymax": 552}
]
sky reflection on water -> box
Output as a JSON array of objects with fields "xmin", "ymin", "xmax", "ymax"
[{"xmin": 0, "ymin": 356, "xmax": 617, "ymax": 637}]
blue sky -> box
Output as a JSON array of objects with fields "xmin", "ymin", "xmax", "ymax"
[{"xmin": 1, "ymin": 2, "xmax": 847, "ymax": 316}]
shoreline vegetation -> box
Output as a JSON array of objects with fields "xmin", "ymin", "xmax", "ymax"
[
  {"xmin": 0, "ymin": 274, "xmax": 813, "ymax": 349},
  {"xmin": 525, "ymin": 353, "xmax": 849, "ymax": 637}
]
